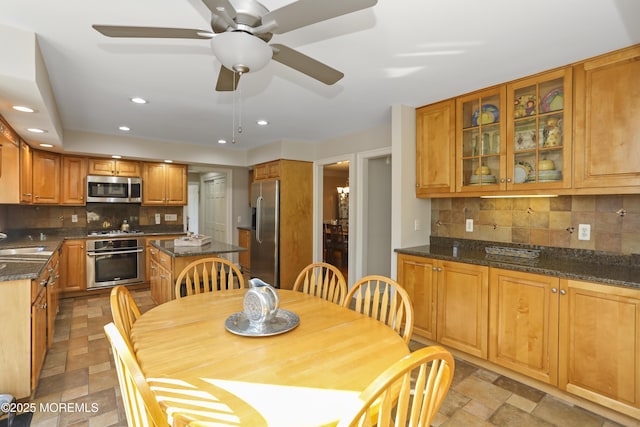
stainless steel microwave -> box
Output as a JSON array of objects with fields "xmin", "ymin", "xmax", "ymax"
[{"xmin": 86, "ymin": 175, "xmax": 142, "ymax": 203}]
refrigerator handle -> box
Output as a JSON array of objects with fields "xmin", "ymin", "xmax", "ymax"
[{"xmin": 256, "ymin": 195, "xmax": 264, "ymax": 243}]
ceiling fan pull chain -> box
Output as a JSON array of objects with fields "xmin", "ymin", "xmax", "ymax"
[
  {"xmin": 238, "ymin": 82, "xmax": 243, "ymax": 134},
  {"xmin": 232, "ymin": 69, "xmax": 237, "ymax": 144}
]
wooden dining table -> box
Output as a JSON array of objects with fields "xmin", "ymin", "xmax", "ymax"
[{"xmin": 130, "ymin": 289, "xmax": 410, "ymax": 427}]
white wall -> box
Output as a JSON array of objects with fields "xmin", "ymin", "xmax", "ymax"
[{"xmin": 365, "ymin": 157, "xmax": 392, "ymax": 276}]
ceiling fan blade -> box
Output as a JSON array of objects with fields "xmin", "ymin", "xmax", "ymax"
[
  {"xmin": 201, "ymin": 0, "xmax": 237, "ymax": 19},
  {"xmin": 271, "ymin": 44, "xmax": 343, "ymax": 85},
  {"xmin": 215, "ymin": 66, "xmax": 242, "ymax": 91},
  {"xmin": 92, "ymin": 25, "xmax": 213, "ymax": 39},
  {"xmin": 259, "ymin": 0, "xmax": 377, "ymax": 35}
]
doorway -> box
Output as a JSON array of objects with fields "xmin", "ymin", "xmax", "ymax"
[{"xmin": 322, "ymin": 161, "xmax": 350, "ymax": 281}]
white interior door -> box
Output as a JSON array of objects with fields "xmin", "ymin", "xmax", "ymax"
[{"xmin": 203, "ymin": 176, "xmax": 227, "ymax": 242}]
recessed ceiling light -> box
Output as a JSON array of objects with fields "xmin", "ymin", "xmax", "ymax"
[
  {"xmin": 257, "ymin": 119, "xmax": 269, "ymax": 126},
  {"xmin": 39, "ymin": 143, "xmax": 53, "ymax": 148},
  {"xmin": 164, "ymin": 160, "xmax": 173, "ymax": 163},
  {"xmin": 130, "ymin": 97, "xmax": 148, "ymax": 104},
  {"xmin": 27, "ymin": 128, "xmax": 46, "ymax": 134},
  {"xmin": 119, "ymin": 126, "xmax": 130, "ymax": 132},
  {"xmin": 12, "ymin": 105, "xmax": 35, "ymax": 113},
  {"xmin": 112, "ymin": 155, "xmax": 122, "ymax": 159},
  {"xmin": 218, "ymin": 139, "xmax": 227, "ymax": 144}
]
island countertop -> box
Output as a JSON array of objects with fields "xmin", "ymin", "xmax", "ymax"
[{"xmin": 149, "ymin": 238, "xmax": 246, "ymax": 257}]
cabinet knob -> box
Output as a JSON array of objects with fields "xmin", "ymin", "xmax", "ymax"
[
  {"xmin": 560, "ymin": 289, "xmax": 566, "ymax": 295},
  {"xmin": 432, "ymin": 267, "xmax": 437, "ymax": 271},
  {"xmin": 506, "ymin": 178, "xmax": 512, "ymax": 183},
  {"xmin": 437, "ymin": 267, "xmax": 443, "ymax": 272},
  {"xmin": 551, "ymin": 287, "xmax": 557, "ymax": 293},
  {"xmin": 500, "ymin": 178, "xmax": 506, "ymax": 183}
]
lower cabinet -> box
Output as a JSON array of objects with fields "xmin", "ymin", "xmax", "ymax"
[
  {"xmin": 149, "ymin": 246, "xmax": 173, "ymax": 304},
  {"xmin": 397, "ymin": 254, "xmax": 489, "ymax": 358},
  {"xmin": 60, "ymin": 239, "xmax": 86, "ymax": 293},
  {"xmin": 398, "ymin": 253, "xmax": 640, "ymax": 420},
  {"xmin": 559, "ymin": 279, "xmax": 640, "ymax": 419},
  {"xmin": 489, "ymin": 268, "xmax": 559, "ymax": 385},
  {"xmin": 31, "ymin": 286, "xmax": 47, "ymax": 391},
  {"xmin": 238, "ymin": 228, "xmax": 251, "ymax": 273}
]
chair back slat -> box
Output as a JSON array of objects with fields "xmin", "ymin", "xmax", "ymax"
[
  {"xmin": 110, "ymin": 286, "xmax": 142, "ymax": 350},
  {"xmin": 337, "ymin": 346, "xmax": 455, "ymax": 427},
  {"xmin": 292, "ymin": 262, "xmax": 347, "ymax": 305},
  {"xmin": 344, "ymin": 275, "xmax": 414, "ymax": 344},
  {"xmin": 175, "ymin": 257, "xmax": 245, "ymax": 299},
  {"xmin": 104, "ymin": 322, "xmax": 168, "ymax": 426}
]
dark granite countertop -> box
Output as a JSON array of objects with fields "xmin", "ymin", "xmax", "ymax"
[
  {"xmin": 396, "ymin": 237, "xmax": 640, "ymax": 290},
  {"xmin": 150, "ymin": 238, "xmax": 247, "ymax": 258},
  {"xmin": 0, "ymin": 229, "xmax": 187, "ymax": 282}
]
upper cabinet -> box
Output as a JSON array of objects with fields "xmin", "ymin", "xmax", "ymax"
[
  {"xmin": 20, "ymin": 140, "xmax": 32, "ymax": 204},
  {"xmin": 61, "ymin": 156, "xmax": 87, "ymax": 205},
  {"xmin": 573, "ymin": 45, "xmax": 640, "ymax": 191},
  {"xmin": 88, "ymin": 158, "xmax": 141, "ymax": 177},
  {"xmin": 506, "ymin": 67, "xmax": 572, "ymax": 191},
  {"xmin": 457, "ymin": 86, "xmax": 506, "ymax": 192},
  {"xmin": 0, "ymin": 124, "xmax": 20, "ymax": 204},
  {"xmin": 32, "ymin": 150, "xmax": 61, "ymax": 204},
  {"xmin": 416, "ymin": 44, "xmax": 640, "ymax": 197},
  {"xmin": 253, "ymin": 160, "xmax": 281, "ymax": 181},
  {"xmin": 416, "ymin": 100, "xmax": 456, "ymax": 195},
  {"xmin": 142, "ymin": 162, "xmax": 187, "ymax": 206}
]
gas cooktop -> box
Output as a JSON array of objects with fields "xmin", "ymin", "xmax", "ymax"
[{"xmin": 87, "ymin": 230, "xmax": 144, "ymax": 237}]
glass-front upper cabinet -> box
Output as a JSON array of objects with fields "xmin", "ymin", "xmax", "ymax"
[
  {"xmin": 506, "ymin": 67, "xmax": 572, "ymax": 189},
  {"xmin": 457, "ymin": 87, "xmax": 506, "ymax": 191}
]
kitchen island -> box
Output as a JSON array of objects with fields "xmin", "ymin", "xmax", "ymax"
[{"xmin": 148, "ymin": 238, "xmax": 246, "ymax": 304}]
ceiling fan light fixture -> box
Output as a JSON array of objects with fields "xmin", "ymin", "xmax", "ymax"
[{"xmin": 211, "ymin": 31, "xmax": 272, "ymax": 74}]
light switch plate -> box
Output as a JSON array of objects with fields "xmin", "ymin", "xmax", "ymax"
[
  {"xmin": 578, "ymin": 224, "xmax": 591, "ymax": 240},
  {"xmin": 165, "ymin": 213, "xmax": 177, "ymax": 221},
  {"xmin": 71, "ymin": 214, "xmax": 78, "ymax": 223},
  {"xmin": 155, "ymin": 213, "xmax": 161, "ymax": 224}
]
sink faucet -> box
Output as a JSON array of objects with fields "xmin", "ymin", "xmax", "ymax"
[{"xmin": 0, "ymin": 232, "xmax": 6, "ymax": 240}]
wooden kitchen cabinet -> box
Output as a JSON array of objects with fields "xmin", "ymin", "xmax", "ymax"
[
  {"xmin": 238, "ymin": 228, "xmax": 251, "ymax": 273},
  {"xmin": 396, "ymin": 253, "xmax": 488, "ymax": 358},
  {"xmin": 145, "ymin": 235, "xmax": 182, "ymax": 286},
  {"xmin": 88, "ymin": 157, "xmax": 141, "ymax": 176},
  {"xmin": 60, "ymin": 239, "xmax": 86, "ymax": 293},
  {"xmin": 489, "ymin": 268, "xmax": 559, "ymax": 385},
  {"xmin": 573, "ymin": 45, "xmax": 640, "ymax": 192},
  {"xmin": 46, "ymin": 249, "xmax": 60, "ymax": 349},
  {"xmin": 149, "ymin": 245, "xmax": 172, "ymax": 304},
  {"xmin": 0, "ymin": 130, "xmax": 20, "ymax": 203},
  {"xmin": 142, "ymin": 162, "xmax": 187, "ymax": 205},
  {"xmin": 415, "ymin": 100, "xmax": 456, "ymax": 196},
  {"xmin": 436, "ymin": 260, "xmax": 489, "ymax": 359},
  {"xmin": 397, "ymin": 254, "xmax": 438, "ymax": 340},
  {"xmin": 253, "ymin": 160, "xmax": 281, "ymax": 181},
  {"xmin": 559, "ymin": 279, "xmax": 640, "ymax": 419},
  {"xmin": 61, "ymin": 155, "xmax": 87, "ymax": 205},
  {"xmin": 20, "ymin": 140, "xmax": 32, "ymax": 203},
  {"xmin": 31, "ymin": 286, "xmax": 47, "ymax": 391},
  {"xmin": 32, "ymin": 149, "xmax": 60, "ymax": 204}
]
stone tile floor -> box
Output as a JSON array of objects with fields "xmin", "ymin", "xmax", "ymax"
[{"xmin": 24, "ymin": 289, "xmax": 636, "ymax": 426}]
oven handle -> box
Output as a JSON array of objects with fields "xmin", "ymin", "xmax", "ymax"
[{"xmin": 87, "ymin": 248, "xmax": 144, "ymax": 257}]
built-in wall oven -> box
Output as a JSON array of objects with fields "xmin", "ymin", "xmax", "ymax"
[{"xmin": 86, "ymin": 237, "xmax": 145, "ymax": 289}]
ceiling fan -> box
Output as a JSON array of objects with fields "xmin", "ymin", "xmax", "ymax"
[{"xmin": 93, "ymin": 0, "xmax": 377, "ymax": 91}]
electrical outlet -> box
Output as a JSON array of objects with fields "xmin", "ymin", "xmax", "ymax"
[
  {"xmin": 465, "ymin": 219, "xmax": 474, "ymax": 232},
  {"xmin": 414, "ymin": 219, "xmax": 421, "ymax": 231},
  {"xmin": 155, "ymin": 213, "xmax": 161, "ymax": 224},
  {"xmin": 578, "ymin": 224, "xmax": 591, "ymax": 240},
  {"xmin": 71, "ymin": 214, "xmax": 78, "ymax": 223}
]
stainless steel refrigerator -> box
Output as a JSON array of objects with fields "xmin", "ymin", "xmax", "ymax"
[{"xmin": 250, "ymin": 180, "xmax": 280, "ymax": 288}]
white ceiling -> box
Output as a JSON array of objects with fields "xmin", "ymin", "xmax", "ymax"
[{"xmin": 1, "ymin": 0, "xmax": 639, "ymax": 158}]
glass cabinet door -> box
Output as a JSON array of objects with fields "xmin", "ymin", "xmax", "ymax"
[
  {"xmin": 508, "ymin": 68, "xmax": 571, "ymax": 188},
  {"xmin": 458, "ymin": 88, "xmax": 505, "ymax": 190}
]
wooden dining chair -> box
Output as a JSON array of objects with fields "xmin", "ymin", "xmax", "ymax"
[
  {"xmin": 174, "ymin": 257, "xmax": 245, "ymax": 299},
  {"xmin": 293, "ymin": 262, "xmax": 347, "ymax": 305},
  {"xmin": 337, "ymin": 345, "xmax": 455, "ymax": 427},
  {"xmin": 344, "ymin": 275, "xmax": 414, "ymax": 344},
  {"xmin": 104, "ymin": 322, "xmax": 169, "ymax": 427},
  {"xmin": 110, "ymin": 285, "xmax": 141, "ymax": 349}
]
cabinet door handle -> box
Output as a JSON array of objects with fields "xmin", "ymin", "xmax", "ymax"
[
  {"xmin": 560, "ymin": 289, "xmax": 566, "ymax": 295},
  {"xmin": 551, "ymin": 287, "xmax": 557, "ymax": 293}
]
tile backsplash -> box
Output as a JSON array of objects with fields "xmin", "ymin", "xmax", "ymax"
[
  {"xmin": 431, "ymin": 194, "xmax": 640, "ymax": 254},
  {"xmin": 0, "ymin": 204, "xmax": 184, "ymax": 234}
]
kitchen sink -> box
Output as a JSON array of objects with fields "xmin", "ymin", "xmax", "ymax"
[{"xmin": 0, "ymin": 246, "xmax": 52, "ymax": 256}]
